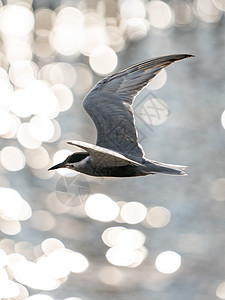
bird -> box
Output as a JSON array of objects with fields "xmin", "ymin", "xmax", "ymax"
[{"xmin": 48, "ymin": 54, "xmax": 194, "ymax": 177}]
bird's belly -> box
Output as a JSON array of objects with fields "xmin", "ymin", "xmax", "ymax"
[
  {"xmin": 89, "ymin": 164, "xmax": 148, "ymax": 177},
  {"xmin": 73, "ymin": 158, "xmax": 150, "ymax": 177}
]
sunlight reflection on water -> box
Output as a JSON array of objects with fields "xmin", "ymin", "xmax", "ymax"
[{"xmin": 0, "ymin": 0, "xmax": 224, "ymax": 299}]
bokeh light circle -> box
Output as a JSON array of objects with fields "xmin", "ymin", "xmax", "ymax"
[
  {"xmin": 17, "ymin": 123, "xmax": 42, "ymax": 149},
  {"xmin": 221, "ymin": 110, "xmax": 225, "ymax": 129},
  {"xmin": 25, "ymin": 147, "xmax": 50, "ymax": 169},
  {"xmin": 0, "ymin": 187, "xmax": 32, "ymax": 222},
  {"xmin": 73, "ymin": 64, "xmax": 93, "ymax": 94},
  {"xmin": 0, "ymin": 279, "xmax": 20, "ymax": 299},
  {"xmin": 171, "ymin": 1, "xmax": 194, "ymax": 26},
  {"xmin": 102, "ymin": 227, "xmax": 127, "ymax": 247},
  {"xmin": 155, "ymin": 251, "xmax": 181, "ymax": 274},
  {"xmin": 51, "ymin": 7, "xmax": 84, "ymax": 56},
  {"xmin": 51, "ymin": 84, "xmax": 73, "ymax": 112},
  {"xmin": 0, "ymin": 109, "xmax": 14, "ymax": 135},
  {"xmin": 26, "ymin": 80, "xmax": 59, "ymax": 117},
  {"xmin": 79, "ymin": 27, "xmax": 106, "ymax": 56},
  {"xmin": 120, "ymin": 202, "xmax": 147, "ymax": 224},
  {"xmin": 85, "ymin": 193, "xmax": 119, "ymax": 222},
  {"xmin": 9, "ymin": 89, "xmax": 32, "ymax": 118},
  {"xmin": 0, "ymin": 146, "xmax": 25, "ymax": 171},
  {"xmin": 41, "ymin": 238, "xmax": 65, "ymax": 256},
  {"xmin": 9, "ymin": 60, "xmax": 38, "ymax": 88},
  {"xmin": 98, "ymin": 266, "xmax": 123, "ymax": 286},
  {"xmin": 147, "ymin": 0, "xmax": 174, "ymax": 29},
  {"xmin": 211, "ymin": 178, "xmax": 225, "ymax": 201},
  {"xmin": 5, "ymin": 40, "xmax": 32, "ymax": 64},
  {"xmin": 120, "ymin": 0, "xmax": 146, "ymax": 19},
  {"xmin": 29, "ymin": 116, "xmax": 54, "ymax": 142},
  {"xmin": 89, "ymin": 46, "xmax": 118, "ymax": 75},
  {"xmin": 213, "ymin": 0, "xmax": 225, "ymax": 12},
  {"xmin": 194, "ymin": 0, "xmax": 222, "ymax": 23},
  {"xmin": 216, "ymin": 282, "xmax": 225, "ymax": 299},
  {"xmin": 0, "ymin": 249, "xmax": 8, "ymax": 267},
  {"xmin": 66, "ymin": 251, "xmax": 89, "ymax": 273},
  {"xmin": 26, "ymin": 295, "xmax": 54, "ymax": 300},
  {"xmin": 31, "ymin": 210, "xmax": 55, "ymax": 232},
  {"xmin": 0, "ymin": 5, "xmax": 34, "ymax": 37},
  {"xmin": 106, "ymin": 246, "xmax": 137, "ymax": 267},
  {"xmin": 1, "ymin": 114, "xmax": 20, "ymax": 139},
  {"xmin": 146, "ymin": 206, "xmax": 171, "ymax": 228},
  {"xmin": 0, "ymin": 219, "xmax": 21, "ymax": 235}
]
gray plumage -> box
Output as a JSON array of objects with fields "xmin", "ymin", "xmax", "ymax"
[{"xmin": 49, "ymin": 54, "xmax": 193, "ymax": 177}]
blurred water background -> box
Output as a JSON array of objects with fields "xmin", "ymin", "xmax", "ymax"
[{"xmin": 0, "ymin": 0, "xmax": 225, "ymax": 299}]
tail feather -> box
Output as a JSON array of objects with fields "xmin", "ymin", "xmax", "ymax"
[{"xmin": 149, "ymin": 160, "xmax": 188, "ymax": 176}]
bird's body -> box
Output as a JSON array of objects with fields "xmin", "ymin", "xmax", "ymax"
[
  {"xmin": 49, "ymin": 54, "xmax": 193, "ymax": 177},
  {"xmin": 62, "ymin": 155, "xmax": 186, "ymax": 177}
]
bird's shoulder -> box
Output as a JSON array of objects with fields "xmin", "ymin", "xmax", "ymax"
[{"xmin": 83, "ymin": 76, "xmax": 115, "ymax": 109}]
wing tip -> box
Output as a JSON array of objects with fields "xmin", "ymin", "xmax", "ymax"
[
  {"xmin": 181, "ymin": 54, "xmax": 195, "ymax": 57},
  {"xmin": 179, "ymin": 165, "xmax": 188, "ymax": 170},
  {"xmin": 180, "ymin": 170, "xmax": 188, "ymax": 176},
  {"xmin": 182, "ymin": 54, "xmax": 195, "ymax": 59},
  {"xmin": 67, "ymin": 141, "xmax": 75, "ymax": 146},
  {"xmin": 170, "ymin": 53, "xmax": 195, "ymax": 62}
]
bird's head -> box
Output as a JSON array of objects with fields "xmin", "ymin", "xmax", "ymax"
[{"xmin": 48, "ymin": 152, "xmax": 89, "ymax": 171}]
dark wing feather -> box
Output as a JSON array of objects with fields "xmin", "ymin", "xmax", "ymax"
[{"xmin": 83, "ymin": 54, "xmax": 193, "ymax": 163}]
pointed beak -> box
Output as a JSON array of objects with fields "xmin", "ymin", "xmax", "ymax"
[{"xmin": 48, "ymin": 162, "xmax": 64, "ymax": 171}]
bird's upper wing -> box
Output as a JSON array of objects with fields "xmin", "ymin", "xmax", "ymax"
[
  {"xmin": 83, "ymin": 54, "xmax": 193, "ymax": 163},
  {"xmin": 67, "ymin": 140, "xmax": 142, "ymax": 167}
]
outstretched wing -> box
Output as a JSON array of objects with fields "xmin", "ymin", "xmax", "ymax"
[
  {"xmin": 83, "ymin": 54, "xmax": 193, "ymax": 163},
  {"xmin": 67, "ymin": 140, "xmax": 142, "ymax": 167}
]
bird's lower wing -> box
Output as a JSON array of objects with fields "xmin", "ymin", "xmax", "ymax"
[{"xmin": 67, "ymin": 140, "xmax": 142, "ymax": 167}]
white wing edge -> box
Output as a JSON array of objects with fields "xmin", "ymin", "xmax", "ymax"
[{"xmin": 67, "ymin": 140, "xmax": 142, "ymax": 166}]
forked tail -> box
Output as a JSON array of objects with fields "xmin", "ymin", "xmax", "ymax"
[{"xmin": 149, "ymin": 160, "xmax": 188, "ymax": 176}]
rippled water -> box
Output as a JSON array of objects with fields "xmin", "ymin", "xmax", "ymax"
[{"xmin": 0, "ymin": 1, "xmax": 225, "ymax": 299}]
